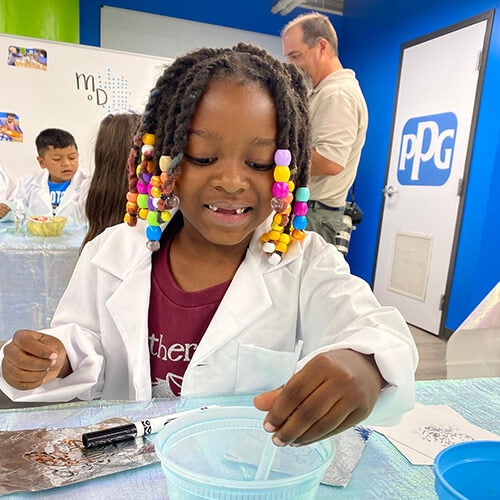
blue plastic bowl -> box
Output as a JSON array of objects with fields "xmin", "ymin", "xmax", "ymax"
[
  {"xmin": 155, "ymin": 406, "xmax": 335, "ymax": 499},
  {"xmin": 434, "ymin": 440, "xmax": 500, "ymax": 499}
]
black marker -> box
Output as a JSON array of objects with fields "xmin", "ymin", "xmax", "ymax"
[{"xmin": 82, "ymin": 405, "xmax": 219, "ymax": 448}]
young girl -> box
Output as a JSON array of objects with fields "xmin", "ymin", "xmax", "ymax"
[{"xmin": 0, "ymin": 44, "xmax": 417, "ymax": 447}]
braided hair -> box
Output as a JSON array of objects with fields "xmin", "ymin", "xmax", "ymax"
[{"xmin": 126, "ymin": 43, "xmax": 312, "ymax": 260}]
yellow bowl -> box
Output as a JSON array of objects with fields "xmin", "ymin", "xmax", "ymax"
[{"xmin": 26, "ymin": 216, "xmax": 67, "ymax": 237}]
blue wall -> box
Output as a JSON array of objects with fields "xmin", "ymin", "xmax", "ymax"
[
  {"xmin": 78, "ymin": 1, "xmax": 344, "ymax": 46},
  {"xmin": 80, "ymin": 1, "xmax": 500, "ymax": 333}
]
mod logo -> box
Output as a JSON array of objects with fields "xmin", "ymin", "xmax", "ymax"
[{"xmin": 398, "ymin": 112, "xmax": 457, "ymax": 186}]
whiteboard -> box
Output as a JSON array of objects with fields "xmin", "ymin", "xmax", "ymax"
[
  {"xmin": 101, "ymin": 6, "xmax": 283, "ymax": 59},
  {"xmin": 0, "ymin": 33, "xmax": 173, "ymax": 185}
]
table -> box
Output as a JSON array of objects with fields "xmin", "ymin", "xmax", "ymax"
[
  {"xmin": 0, "ymin": 378, "xmax": 498, "ymax": 499},
  {"xmin": 0, "ymin": 222, "xmax": 86, "ymax": 341}
]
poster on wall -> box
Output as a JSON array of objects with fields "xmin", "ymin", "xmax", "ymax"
[{"xmin": 0, "ymin": 34, "xmax": 173, "ymax": 187}]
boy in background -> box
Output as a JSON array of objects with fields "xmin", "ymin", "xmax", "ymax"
[{"xmin": 0, "ymin": 128, "xmax": 89, "ymax": 227}]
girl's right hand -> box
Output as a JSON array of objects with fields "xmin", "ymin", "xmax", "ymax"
[{"xmin": 1, "ymin": 330, "xmax": 71, "ymax": 390}]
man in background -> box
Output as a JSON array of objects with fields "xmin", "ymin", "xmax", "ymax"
[{"xmin": 282, "ymin": 12, "xmax": 368, "ymax": 250}]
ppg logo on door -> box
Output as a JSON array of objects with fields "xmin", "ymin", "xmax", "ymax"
[{"xmin": 398, "ymin": 112, "xmax": 457, "ymax": 186}]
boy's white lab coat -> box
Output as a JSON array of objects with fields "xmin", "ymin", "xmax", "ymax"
[
  {"xmin": 6, "ymin": 169, "xmax": 89, "ymax": 226},
  {"xmin": 0, "ymin": 216, "xmax": 418, "ymax": 425}
]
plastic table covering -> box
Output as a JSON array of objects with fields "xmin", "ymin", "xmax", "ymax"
[{"xmin": 0, "ymin": 223, "xmax": 85, "ymax": 341}]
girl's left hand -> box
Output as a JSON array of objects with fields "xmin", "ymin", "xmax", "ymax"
[{"xmin": 253, "ymin": 348, "xmax": 385, "ymax": 446}]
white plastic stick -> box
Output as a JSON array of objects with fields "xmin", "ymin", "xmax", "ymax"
[
  {"xmin": 254, "ymin": 340, "xmax": 303, "ymax": 481},
  {"xmin": 254, "ymin": 432, "xmax": 278, "ymax": 480}
]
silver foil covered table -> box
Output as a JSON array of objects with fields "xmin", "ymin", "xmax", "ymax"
[{"xmin": 0, "ymin": 223, "xmax": 85, "ymax": 341}]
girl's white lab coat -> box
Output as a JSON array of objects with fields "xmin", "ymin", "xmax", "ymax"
[
  {"xmin": 0, "ymin": 216, "xmax": 418, "ymax": 425},
  {"xmin": 7, "ymin": 169, "xmax": 89, "ymax": 226}
]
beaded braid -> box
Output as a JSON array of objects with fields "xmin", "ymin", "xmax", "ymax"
[{"xmin": 124, "ymin": 43, "xmax": 312, "ymax": 262}]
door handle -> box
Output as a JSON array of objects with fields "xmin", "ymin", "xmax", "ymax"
[{"xmin": 382, "ymin": 185, "xmax": 399, "ymax": 198}]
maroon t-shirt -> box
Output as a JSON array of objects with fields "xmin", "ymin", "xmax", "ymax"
[{"xmin": 148, "ymin": 231, "xmax": 231, "ymax": 398}]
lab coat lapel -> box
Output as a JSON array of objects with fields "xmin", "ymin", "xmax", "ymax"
[
  {"xmin": 190, "ymin": 215, "xmax": 304, "ymax": 364},
  {"xmin": 56, "ymin": 173, "xmax": 76, "ymax": 211},
  {"xmin": 109, "ymin": 259, "xmax": 152, "ymax": 399},
  {"xmin": 93, "ymin": 223, "xmax": 153, "ymax": 398},
  {"xmin": 191, "ymin": 247, "xmax": 273, "ymax": 364},
  {"xmin": 57, "ymin": 170, "xmax": 82, "ymax": 211},
  {"xmin": 32, "ymin": 171, "xmax": 51, "ymax": 211}
]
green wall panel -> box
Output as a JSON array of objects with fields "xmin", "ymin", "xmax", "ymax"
[{"xmin": 0, "ymin": 0, "xmax": 78, "ymax": 42}]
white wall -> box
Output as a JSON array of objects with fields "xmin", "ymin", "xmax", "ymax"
[
  {"xmin": 100, "ymin": 6, "xmax": 283, "ymax": 59},
  {"xmin": 0, "ymin": 33, "xmax": 172, "ymax": 186}
]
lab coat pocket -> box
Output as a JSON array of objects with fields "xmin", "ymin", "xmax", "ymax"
[{"xmin": 235, "ymin": 344, "xmax": 299, "ymax": 393}]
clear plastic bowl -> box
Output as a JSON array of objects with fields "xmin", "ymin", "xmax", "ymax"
[
  {"xmin": 434, "ymin": 440, "xmax": 500, "ymax": 499},
  {"xmin": 155, "ymin": 405, "xmax": 335, "ymax": 499}
]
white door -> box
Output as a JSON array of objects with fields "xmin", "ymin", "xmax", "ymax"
[{"xmin": 373, "ymin": 14, "xmax": 492, "ymax": 335}]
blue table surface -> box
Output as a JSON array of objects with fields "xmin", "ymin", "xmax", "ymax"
[{"xmin": 0, "ymin": 377, "xmax": 499, "ymax": 499}]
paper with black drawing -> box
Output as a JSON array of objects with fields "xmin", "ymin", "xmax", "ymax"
[{"xmin": 372, "ymin": 403, "xmax": 500, "ymax": 465}]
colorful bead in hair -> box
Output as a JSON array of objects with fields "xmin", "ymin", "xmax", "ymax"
[
  {"xmin": 261, "ymin": 149, "xmax": 310, "ymax": 265},
  {"xmin": 125, "ymin": 133, "xmax": 182, "ymax": 251},
  {"xmin": 124, "ymin": 135, "xmax": 142, "ymax": 227}
]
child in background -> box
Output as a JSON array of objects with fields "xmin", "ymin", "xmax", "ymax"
[
  {"xmin": 1, "ymin": 128, "xmax": 89, "ymax": 227},
  {"xmin": 7, "ymin": 46, "xmax": 21, "ymax": 66},
  {"xmin": 0, "ymin": 113, "xmax": 23, "ymax": 139},
  {"xmin": 0, "ymin": 44, "xmax": 418, "ymax": 447},
  {"xmin": 81, "ymin": 112, "xmax": 142, "ymax": 249}
]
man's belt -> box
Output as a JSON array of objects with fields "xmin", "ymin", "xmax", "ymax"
[{"xmin": 307, "ymin": 200, "xmax": 343, "ymax": 211}]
